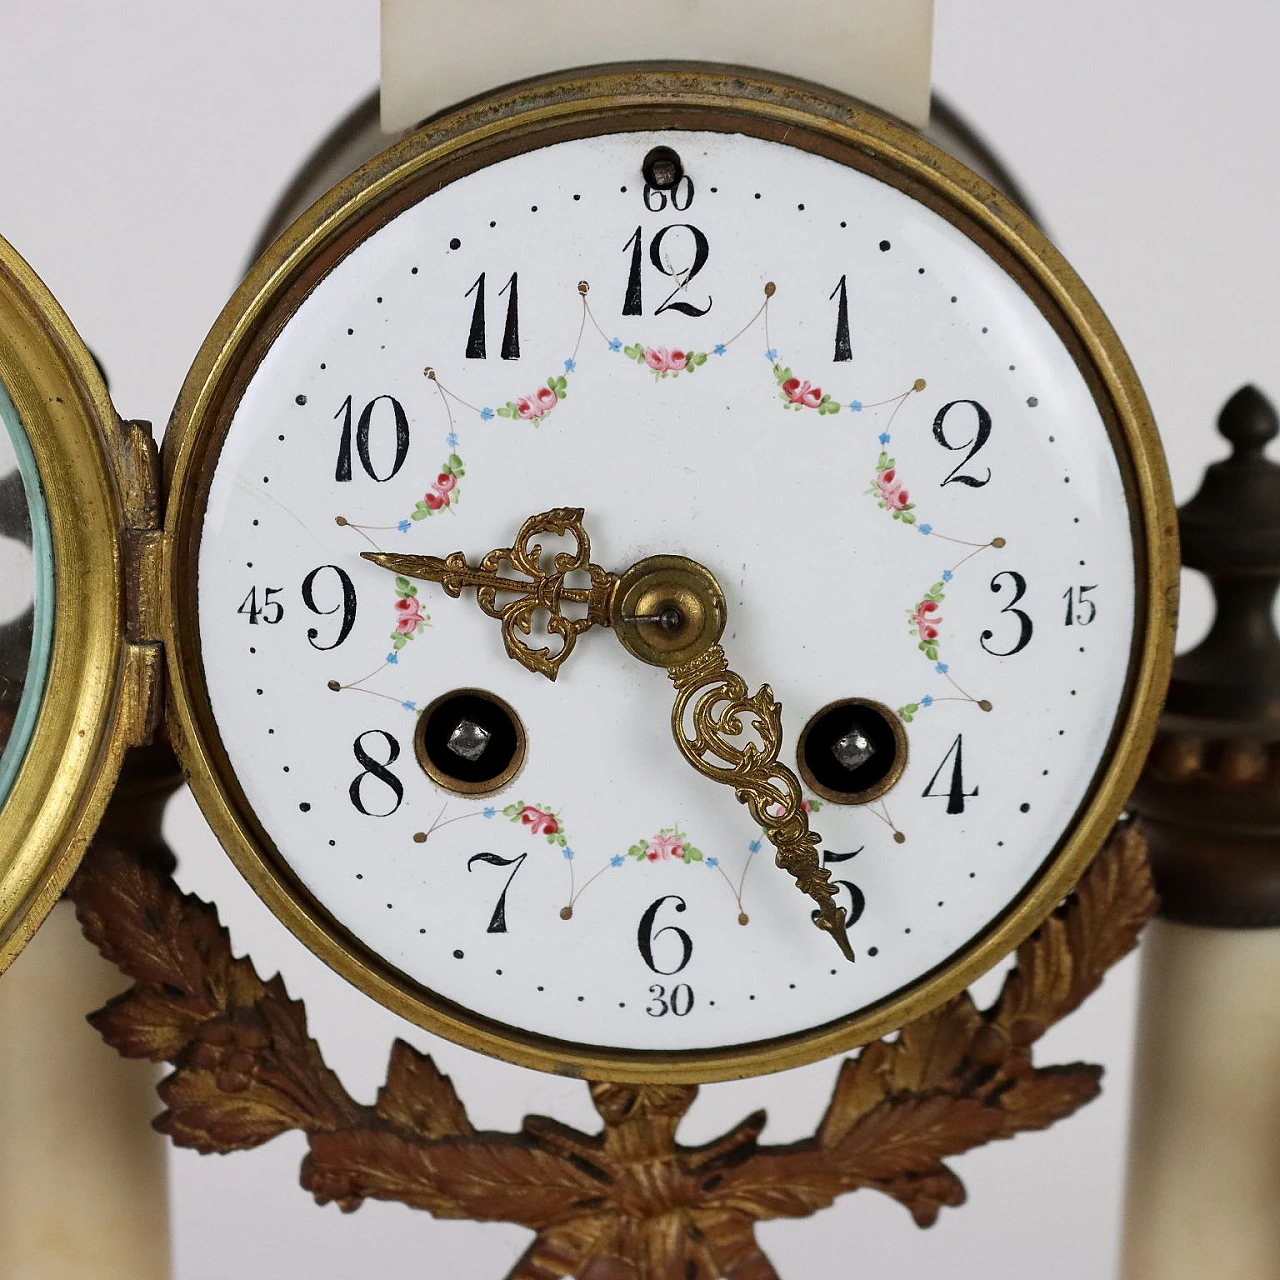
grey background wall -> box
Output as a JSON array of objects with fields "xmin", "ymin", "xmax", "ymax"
[{"xmin": 0, "ymin": 3, "xmax": 1269, "ymax": 1275}]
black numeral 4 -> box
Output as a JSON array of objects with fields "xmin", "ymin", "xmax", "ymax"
[{"xmin": 923, "ymin": 735, "xmax": 978, "ymax": 815}]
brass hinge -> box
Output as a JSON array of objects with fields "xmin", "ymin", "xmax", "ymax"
[{"xmin": 117, "ymin": 418, "xmax": 164, "ymax": 746}]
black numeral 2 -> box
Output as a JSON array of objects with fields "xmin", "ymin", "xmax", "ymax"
[{"xmin": 933, "ymin": 400, "xmax": 992, "ymax": 487}]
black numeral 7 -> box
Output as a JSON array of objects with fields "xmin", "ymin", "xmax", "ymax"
[{"xmin": 467, "ymin": 852, "xmax": 527, "ymax": 933}]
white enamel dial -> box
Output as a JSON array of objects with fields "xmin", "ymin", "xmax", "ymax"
[{"xmin": 191, "ymin": 121, "xmax": 1144, "ymax": 1067}]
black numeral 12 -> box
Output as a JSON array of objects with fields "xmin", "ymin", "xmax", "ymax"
[
  {"xmin": 464, "ymin": 271, "xmax": 520, "ymax": 360},
  {"xmin": 621, "ymin": 225, "xmax": 712, "ymax": 317}
]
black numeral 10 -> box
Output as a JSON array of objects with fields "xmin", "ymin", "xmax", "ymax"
[{"xmin": 334, "ymin": 395, "xmax": 409, "ymax": 483}]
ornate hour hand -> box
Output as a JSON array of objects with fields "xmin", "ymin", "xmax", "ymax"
[
  {"xmin": 364, "ymin": 507, "xmax": 616, "ymax": 681},
  {"xmin": 363, "ymin": 509, "xmax": 855, "ymax": 961}
]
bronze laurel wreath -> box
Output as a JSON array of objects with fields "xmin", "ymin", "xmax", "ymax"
[{"xmin": 68, "ymin": 824, "xmax": 1155, "ymax": 1280}]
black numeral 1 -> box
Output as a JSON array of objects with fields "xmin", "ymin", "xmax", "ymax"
[
  {"xmin": 622, "ymin": 227, "xmax": 644, "ymax": 316},
  {"xmin": 464, "ymin": 273, "xmax": 487, "ymax": 359},
  {"xmin": 830, "ymin": 275, "xmax": 852, "ymax": 362}
]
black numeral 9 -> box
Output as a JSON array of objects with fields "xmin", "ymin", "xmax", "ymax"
[{"xmin": 301, "ymin": 565, "xmax": 357, "ymax": 650}]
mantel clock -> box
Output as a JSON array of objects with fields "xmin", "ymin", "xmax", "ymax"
[
  {"xmin": 0, "ymin": 68, "xmax": 1178, "ymax": 1270},
  {"xmin": 0, "ymin": 66, "xmax": 1175, "ymax": 1084}
]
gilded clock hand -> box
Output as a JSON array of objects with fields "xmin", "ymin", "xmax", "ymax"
[
  {"xmin": 364, "ymin": 507, "xmax": 617, "ymax": 681},
  {"xmin": 363, "ymin": 508, "xmax": 855, "ymax": 961}
]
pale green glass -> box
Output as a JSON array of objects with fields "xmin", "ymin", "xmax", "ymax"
[{"xmin": 0, "ymin": 380, "xmax": 54, "ymax": 806}]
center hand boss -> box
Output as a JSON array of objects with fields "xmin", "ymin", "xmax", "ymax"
[{"xmin": 364, "ymin": 507, "xmax": 854, "ymax": 962}]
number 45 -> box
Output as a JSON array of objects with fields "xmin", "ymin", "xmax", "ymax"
[{"xmin": 237, "ymin": 586, "xmax": 283, "ymax": 625}]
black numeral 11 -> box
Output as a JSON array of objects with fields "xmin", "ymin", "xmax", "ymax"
[{"xmin": 464, "ymin": 271, "xmax": 520, "ymax": 360}]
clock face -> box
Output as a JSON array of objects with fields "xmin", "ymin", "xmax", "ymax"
[{"xmin": 171, "ymin": 80, "xmax": 1169, "ymax": 1079}]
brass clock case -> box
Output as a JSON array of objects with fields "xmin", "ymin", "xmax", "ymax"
[
  {"xmin": 162, "ymin": 65, "xmax": 1178, "ymax": 1082},
  {"xmin": 0, "ymin": 236, "xmax": 151, "ymax": 972}
]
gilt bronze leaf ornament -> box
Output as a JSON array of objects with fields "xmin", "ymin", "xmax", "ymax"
[{"xmin": 68, "ymin": 824, "xmax": 1154, "ymax": 1279}]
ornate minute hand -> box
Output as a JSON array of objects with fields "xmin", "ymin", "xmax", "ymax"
[{"xmin": 363, "ymin": 507, "xmax": 855, "ymax": 961}]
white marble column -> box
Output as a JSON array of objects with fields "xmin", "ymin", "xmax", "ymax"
[
  {"xmin": 1122, "ymin": 919, "xmax": 1280, "ymax": 1279},
  {"xmin": 0, "ymin": 900, "xmax": 169, "ymax": 1279}
]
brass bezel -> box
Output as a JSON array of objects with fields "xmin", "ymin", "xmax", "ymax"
[
  {"xmin": 0, "ymin": 237, "xmax": 131, "ymax": 971},
  {"xmin": 162, "ymin": 65, "xmax": 1178, "ymax": 1083},
  {"xmin": 796, "ymin": 697, "xmax": 910, "ymax": 806},
  {"xmin": 414, "ymin": 686, "xmax": 527, "ymax": 797}
]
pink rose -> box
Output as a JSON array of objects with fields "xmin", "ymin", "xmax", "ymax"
[
  {"xmin": 668, "ymin": 349, "xmax": 688, "ymax": 372},
  {"xmin": 516, "ymin": 386, "xmax": 558, "ymax": 420},
  {"xmin": 424, "ymin": 488, "xmax": 448, "ymax": 511},
  {"xmin": 393, "ymin": 596, "xmax": 422, "ymax": 634},
  {"xmin": 783, "ymin": 377, "xmax": 823, "ymax": 409},
  {"xmin": 877, "ymin": 469, "xmax": 910, "ymax": 511},
  {"xmin": 435, "ymin": 472, "xmax": 457, "ymax": 494},
  {"xmin": 520, "ymin": 805, "xmax": 558, "ymax": 837},
  {"xmin": 644, "ymin": 346, "xmax": 672, "ymax": 372},
  {"xmin": 911, "ymin": 600, "xmax": 942, "ymax": 641},
  {"xmin": 646, "ymin": 832, "xmax": 685, "ymax": 862}
]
